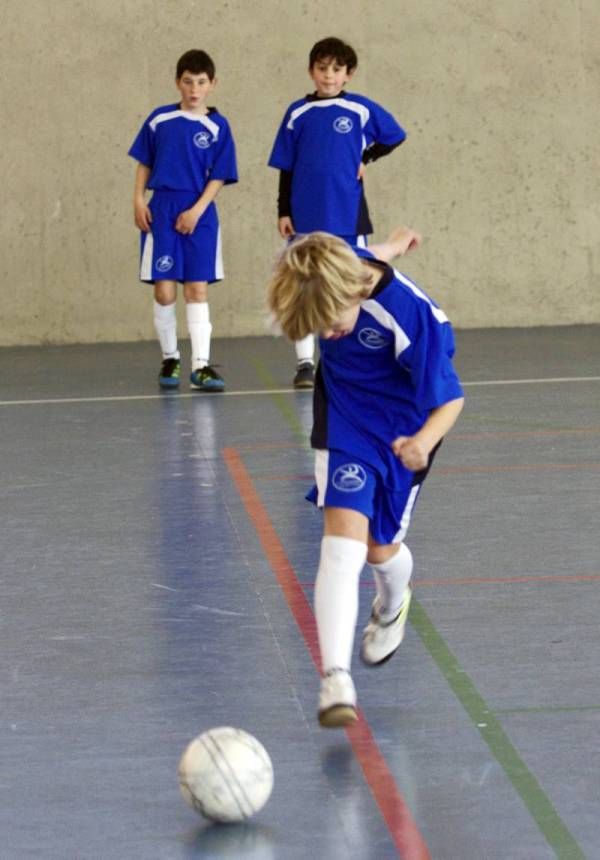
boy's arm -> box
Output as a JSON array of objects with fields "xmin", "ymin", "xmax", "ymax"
[
  {"xmin": 174, "ymin": 179, "xmax": 225, "ymax": 235},
  {"xmin": 392, "ymin": 397, "xmax": 464, "ymax": 472},
  {"xmin": 369, "ymin": 226, "xmax": 422, "ymax": 262},
  {"xmin": 277, "ymin": 170, "xmax": 295, "ymax": 238},
  {"xmin": 133, "ymin": 163, "xmax": 152, "ymax": 232}
]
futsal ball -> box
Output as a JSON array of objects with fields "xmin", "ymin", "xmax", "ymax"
[{"xmin": 178, "ymin": 727, "xmax": 274, "ymax": 823}]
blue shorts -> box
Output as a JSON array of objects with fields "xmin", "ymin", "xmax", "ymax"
[
  {"xmin": 306, "ymin": 448, "xmax": 432, "ymax": 545},
  {"xmin": 139, "ymin": 190, "xmax": 223, "ymax": 284}
]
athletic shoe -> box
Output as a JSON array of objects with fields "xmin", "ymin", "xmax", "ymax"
[
  {"xmin": 318, "ymin": 668, "xmax": 358, "ymax": 728},
  {"xmin": 158, "ymin": 357, "xmax": 181, "ymax": 388},
  {"xmin": 360, "ymin": 586, "xmax": 413, "ymax": 667},
  {"xmin": 190, "ymin": 365, "xmax": 225, "ymax": 392},
  {"xmin": 293, "ymin": 361, "xmax": 315, "ymax": 389}
]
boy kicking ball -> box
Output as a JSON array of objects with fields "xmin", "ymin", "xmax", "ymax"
[{"xmin": 267, "ymin": 227, "xmax": 464, "ymax": 727}]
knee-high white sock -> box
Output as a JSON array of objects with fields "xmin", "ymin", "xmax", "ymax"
[
  {"xmin": 294, "ymin": 333, "xmax": 315, "ymax": 364},
  {"xmin": 153, "ymin": 301, "xmax": 179, "ymax": 359},
  {"xmin": 314, "ymin": 536, "xmax": 368, "ymax": 674},
  {"xmin": 186, "ymin": 302, "xmax": 212, "ymax": 369},
  {"xmin": 371, "ymin": 543, "xmax": 413, "ymax": 622}
]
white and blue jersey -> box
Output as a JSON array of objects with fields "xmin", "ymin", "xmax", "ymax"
[
  {"xmin": 129, "ymin": 103, "xmax": 238, "ymax": 193},
  {"xmin": 128, "ymin": 104, "xmax": 238, "ymax": 283},
  {"xmin": 311, "ymin": 247, "xmax": 463, "ymax": 489},
  {"xmin": 268, "ymin": 92, "xmax": 405, "ymax": 236}
]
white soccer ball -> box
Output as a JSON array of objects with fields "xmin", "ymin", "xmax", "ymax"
[{"xmin": 178, "ymin": 727, "xmax": 274, "ymax": 823}]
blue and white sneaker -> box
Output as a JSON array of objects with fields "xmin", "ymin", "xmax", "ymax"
[
  {"xmin": 190, "ymin": 365, "xmax": 225, "ymax": 392},
  {"xmin": 158, "ymin": 358, "xmax": 181, "ymax": 388}
]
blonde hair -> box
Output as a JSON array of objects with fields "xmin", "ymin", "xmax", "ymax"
[{"xmin": 267, "ymin": 233, "xmax": 372, "ymax": 341}]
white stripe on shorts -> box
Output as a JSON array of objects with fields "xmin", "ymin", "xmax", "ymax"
[
  {"xmin": 140, "ymin": 232, "xmax": 154, "ymax": 281},
  {"xmin": 314, "ymin": 450, "xmax": 330, "ymax": 507},
  {"xmin": 356, "ymin": 235, "xmax": 368, "ymax": 248},
  {"xmin": 214, "ymin": 225, "xmax": 224, "ymax": 280},
  {"xmin": 393, "ymin": 484, "xmax": 420, "ymax": 543}
]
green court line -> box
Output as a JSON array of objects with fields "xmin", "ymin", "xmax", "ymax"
[
  {"xmin": 495, "ymin": 705, "xmax": 600, "ymax": 716},
  {"xmin": 410, "ymin": 598, "xmax": 586, "ymax": 859},
  {"xmin": 251, "ymin": 358, "xmax": 310, "ymax": 444}
]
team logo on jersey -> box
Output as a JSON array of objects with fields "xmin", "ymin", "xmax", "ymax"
[
  {"xmin": 332, "ymin": 463, "xmax": 367, "ymax": 492},
  {"xmin": 156, "ymin": 255, "xmax": 174, "ymax": 273},
  {"xmin": 193, "ymin": 131, "xmax": 212, "ymax": 149},
  {"xmin": 358, "ymin": 327, "xmax": 389, "ymax": 349},
  {"xmin": 333, "ymin": 116, "xmax": 353, "ymax": 134}
]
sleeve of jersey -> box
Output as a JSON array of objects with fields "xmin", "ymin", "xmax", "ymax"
[
  {"xmin": 399, "ymin": 302, "xmax": 464, "ymax": 413},
  {"xmin": 210, "ymin": 121, "xmax": 238, "ymax": 184},
  {"xmin": 128, "ymin": 118, "xmax": 155, "ymax": 167},
  {"xmin": 267, "ymin": 108, "xmax": 296, "ymax": 171},
  {"xmin": 364, "ymin": 100, "xmax": 407, "ymax": 149}
]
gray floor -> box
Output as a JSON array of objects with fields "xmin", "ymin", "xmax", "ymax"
[{"xmin": 1, "ymin": 326, "xmax": 599, "ymax": 860}]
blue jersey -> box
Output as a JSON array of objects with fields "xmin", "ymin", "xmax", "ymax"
[
  {"xmin": 312, "ymin": 248, "xmax": 463, "ymax": 488},
  {"xmin": 128, "ymin": 104, "xmax": 238, "ymax": 193},
  {"xmin": 268, "ymin": 92, "xmax": 405, "ymax": 235}
]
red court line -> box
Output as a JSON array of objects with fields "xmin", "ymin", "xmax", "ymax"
[{"xmin": 223, "ymin": 446, "xmax": 431, "ymax": 860}]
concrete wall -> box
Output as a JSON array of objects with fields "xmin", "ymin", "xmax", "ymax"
[{"xmin": 1, "ymin": 0, "xmax": 599, "ymax": 345}]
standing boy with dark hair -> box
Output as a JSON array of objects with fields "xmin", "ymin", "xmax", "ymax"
[
  {"xmin": 267, "ymin": 227, "xmax": 464, "ymax": 727},
  {"xmin": 129, "ymin": 49, "xmax": 238, "ymax": 391},
  {"xmin": 268, "ymin": 36, "xmax": 407, "ymax": 389}
]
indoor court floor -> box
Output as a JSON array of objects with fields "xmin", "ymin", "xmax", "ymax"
[{"xmin": 1, "ymin": 325, "xmax": 599, "ymax": 860}]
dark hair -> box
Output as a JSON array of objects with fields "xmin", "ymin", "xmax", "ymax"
[
  {"xmin": 309, "ymin": 37, "xmax": 358, "ymax": 72},
  {"xmin": 176, "ymin": 50, "xmax": 216, "ymax": 81}
]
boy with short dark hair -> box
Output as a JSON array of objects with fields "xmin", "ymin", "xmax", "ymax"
[
  {"xmin": 268, "ymin": 36, "xmax": 407, "ymax": 389},
  {"xmin": 267, "ymin": 227, "xmax": 464, "ymax": 727},
  {"xmin": 129, "ymin": 49, "xmax": 238, "ymax": 391}
]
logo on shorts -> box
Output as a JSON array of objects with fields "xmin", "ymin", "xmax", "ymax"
[
  {"xmin": 333, "ymin": 116, "xmax": 353, "ymax": 134},
  {"xmin": 332, "ymin": 463, "xmax": 367, "ymax": 492},
  {"xmin": 193, "ymin": 131, "xmax": 212, "ymax": 149},
  {"xmin": 156, "ymin": 255, "xmax": 174, "ymax": 273},
  {"xmin": 358, "ymin": 328, "xmax": 389, "ymax": 350}
]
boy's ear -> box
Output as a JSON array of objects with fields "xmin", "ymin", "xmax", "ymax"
[{"xmin": 346, "ymin": 67, "xmax": 356, "ymax": 80}]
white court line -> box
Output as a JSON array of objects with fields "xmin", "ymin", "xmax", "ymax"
[{"xmin": 0, "ymin": 376, "xmax": 599, "ymax": 407}]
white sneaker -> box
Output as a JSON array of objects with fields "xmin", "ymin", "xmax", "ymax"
[
  {"xmin": 318, "ymin": 669, "xmax": 358, "ymax": 728},
  {"xmin": 360, "ymin": 586, "xmax": 412, "ymax": 667}
]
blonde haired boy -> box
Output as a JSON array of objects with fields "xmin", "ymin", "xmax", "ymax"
[{"xmin": 268, "ymin": 228, "xmax": 464, "ymax": 727}]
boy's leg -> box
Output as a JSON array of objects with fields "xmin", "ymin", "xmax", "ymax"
[
  {"xmin": 153, "ymin": 281, "xmax": 181, "ymax": 388},
  {"xmin": 315, "ymin": 507, "xmax": 368, "ymax": 727},
  {"xmin": 184, "ymin": 282, "xmax": 224, "ymax": 392},
  {"xmin": 360, "ymin": 540, "xmax": 413, "ymax": 666},
  {"xmin": 293, "ymin": 334, "xmax": 315, "ymax": 389}
]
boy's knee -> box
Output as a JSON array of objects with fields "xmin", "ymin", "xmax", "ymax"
[{"xmin": 367, "ymin": 541, "xmax": 402, "ymax": 566}]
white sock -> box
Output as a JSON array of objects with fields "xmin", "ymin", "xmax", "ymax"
[
  {"xmin": 314, "ymin": 535, "xmax": 368, "ymax": 674},
  {"xmin": 186, "ymin": 302, "xmax": 212, "ymax": 369},
  {"xmin": 371, "ymin": 543, "xmax": 413, "ymax": 622},
  {"xmin": 153, "ymin": 301, "xmax": 179, "ymax": 359},
  {"xmin": 294, "ymin": 333, "xmax": 314, "ymax": 365}
]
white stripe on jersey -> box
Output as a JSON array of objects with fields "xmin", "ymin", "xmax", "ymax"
[
  {"xmin": 286, "ymin": 98, "xmax": 370, "ymax": 130},
  {"xmin": 149, "ymin": 110, "xmax": 221, "ymax": 139},
  {"xmin": 214, "ymin": 225, "xmax": 224, "ymax": 280},
  {"xmin": 314, "ymin": 450, "xmax": 330, "ymax": 507},
  {"xmin": 140, "ymin": 232, "xmax": 154, "ymax": 281},
  {"xmin": 393, "ymin": 269, "xmax": 449, "ymax": 324},
  {"xmin": 361, "ymin": 299, "xmax": 411, "ymax": 359}
]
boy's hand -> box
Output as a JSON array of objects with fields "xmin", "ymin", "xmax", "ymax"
[
  {"xmin": 175, "ymin": 208, "xmax": 203, "ymax": 235},
  {"xmin": 278, "ymin": 216, "xmax": 295, "ymax": 239},
  {"xmin": 391, "ymin": 435, "xmax": 429, "ymax": 472},
  {"xmin": 357, "ymin": 162, "xmax": 366, "ymax": 181},
  {"xmin": 134, "ymin": 200, "xmax": 152, "ymax": 232},
  {"xmin": 388, "ymin": 226, "xmax": 422, "ymax": 255}
]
